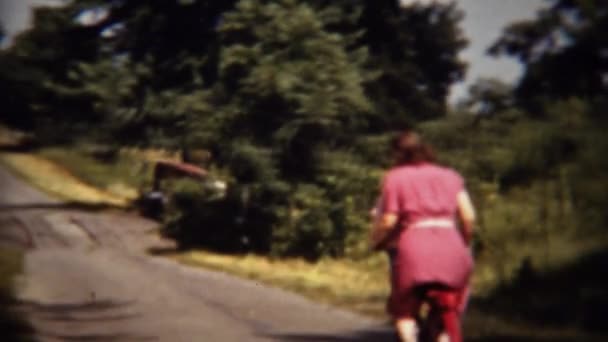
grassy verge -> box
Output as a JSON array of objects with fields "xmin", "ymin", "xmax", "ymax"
[
  {"xmin": 30, "ymin": 147, "xmax": 181, "ymax": 203},
  {"xmin": 3, "ymin": 146, "xmax": 607, "ymax": 340},
  {"xmin": 0, "ymin": 147, "xmax": 393, "ymax": 318},
  {"xmin": 175, "ymin": 249, "xmax": 607, "ymax": 341},
  {"xmin": 37, "ymin": 147, "xmax": 146, "ymax": 199},
  {"xmin": 175, "ymin": 250, "xmax": 390, "ymax": 317},
  {"xmin": 0, "ymin": 151, "xmax": 136, "ymax": 207}
]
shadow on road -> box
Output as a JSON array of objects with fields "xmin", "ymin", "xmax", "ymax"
[
  {"xmin": 34, "ymin": 332, "xmax": 155, "ymax": 341},
  {"xmin": 262, "ymin": 328, "xmax": 397, "ymax": 342},
  {"xmin": 264, "ymin": 329, "xmax": 590, "ymax": 342},
  {"xmin": 0, "ymin": 298, "xmax": 35, "ymax": 342},
  {"xmin": 268, "ymin": 328, "xmax": 604, "ymax": 342},
  {"xmin": 467, "ymin": 337, "xmax": 579, "ymax": 342},
  {"xmin": 0, "ymin": 202, "xmax": 129, "ymax": 213},
  {"xmin": 0, "ymin": 246, "xmax": 34, "ymax": 342},
  {"xmin": 11, "ymin": 299, "xmax": 154, "ymax": 342},
  {"xmin": 146, "ymin": 246, "xmax": 180, "ymax": 256},
  {"xmin": 17, "ymin": 298, "xmax": 136, "ymax": 315}
]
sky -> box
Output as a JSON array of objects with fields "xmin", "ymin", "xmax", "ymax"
[
  {"xmin": 451, "ymin": 0, "xmax": 545, "ymax": 102},
  {"xmin": 0, "ymin": 0, "xmax": 63, "ymax": 43},
  {"xmin": 0, "ymin": 0, "xmax": 546, "ymax": 103}
]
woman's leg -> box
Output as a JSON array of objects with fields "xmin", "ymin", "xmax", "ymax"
[
  {"xmin": 388, "ymin": 249, "xmax": 421, "ymax": 342},
  {"xmin": 395, "ymin": 318, "xmax": 418, "ymax": 342},
  {"xmin": 392, "ymin": 293, "xmax": 423, "ymax": 342},
  {"xmin": 440, "ymin": 308, "xmax": 462, "ymax": 342},
  {"xmin": 433, "ymin": 289, "xmax": 464, "ymax": 342},
  {"xmin": 393, "ymin": 292, "xmax": 423, "ymax": 342}
]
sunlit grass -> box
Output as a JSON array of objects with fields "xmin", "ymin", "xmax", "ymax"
[
  {"xmin": 35, "ymin": 147, "xmax": 182, "ymax": 200},
  {"xmin": 3, "ymin": 146, "xmax": 607, "ymax": 339},
  {"xmin": 38, "ymin": 148, "xmax": 144, "ymax": 200},
  {"xmin": 0, "ymin": 152, "xmax": 132, "ymax": 207},
  {"xmin": 0, "ymin": 145, "xmax": 393, "ymax": 315},
  {"xmin": 175, "ymin": 250, "xmax": 390, "ymax": 317}
]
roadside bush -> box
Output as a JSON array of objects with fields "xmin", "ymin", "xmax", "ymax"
[
  {"xmin": 162, "ymin": 178, "xmax": 241, "ymax": 251},
  {"xmin": 163, "ymin": 147, "xmax": 380, "ymax": 260}
]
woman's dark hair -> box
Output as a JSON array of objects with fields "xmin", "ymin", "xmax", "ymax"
[{"xmin": 391, "ymin": 129, "xmax": 436, "ymax": 165}]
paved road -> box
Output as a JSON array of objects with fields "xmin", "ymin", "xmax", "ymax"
[{"xmin": 0, "ymin": 165, "xmax": 392, "ymax": 342}]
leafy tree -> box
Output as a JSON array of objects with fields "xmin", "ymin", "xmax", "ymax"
[
  {"xmin": 94, "ymin": 0, "xmax": 238, "ymax": 88},
  {"xmin": 39, "ymin": 1, "xmax": 233, "ymax": 148},
  {"xmin": 489, "ymin": 0, "xmax": 608, "ymax": 231},
  {"xmin": 482, "ymin": 0, "xmax": 608, "ymax": 244},
  {"xmin": 0, "ymin": 4, "xmax": 104, "ymax": 137},
  {"xmin": 205, "ymin": 0, "xmax": 374, "ymax": 257},
  {"xmin": 361, "ymin": 0, "xmax": 468, "ymax": 124},
  {"xmin": 54, "ymin": 57, "xmax": 211, "ymax": 148},
  {"xmin": 0, "ymin": 0, "xmax": 469, "ymax": 259},
  {"xmin": 311, "ymin": 0, "xmax": 468, "ymax": 124},
  {"xmin": 490, "ymin": 0, "xmax": 608, "ymax": 107},
  {"xmin": 465, "ymin": 78, "xmax": 514, "ymax": 117},
  {"xmin": 215, "ymin": 0, "xmax": 371, "ymax": 174}
]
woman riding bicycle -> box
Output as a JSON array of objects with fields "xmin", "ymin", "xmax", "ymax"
[{"xmin": 371, "ymin": 129, "xmax": 475, "ymax": 342}]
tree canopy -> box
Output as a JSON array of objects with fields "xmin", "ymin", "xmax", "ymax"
[
  {"xmin": 2, "ymin": 0, "xmax": 605, "ymax": 261},
  {"xmin": 490, "ymin": 0, "xmax": 608, "ymax": 107}
]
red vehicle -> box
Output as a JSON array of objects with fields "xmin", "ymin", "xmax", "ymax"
[{"xmin": 138, "ymin": 160, "xmax": 224, "ymax": 220}]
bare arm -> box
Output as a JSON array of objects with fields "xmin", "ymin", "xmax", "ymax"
[
  {"xmin": 370, "ymin": 172, "xmax": 401, "ymax": 251},
  {"xmin": 370, "ymin": 213, "xmax": 398, "ymax": 250},
  {"xmin": 456, "ymin": 190, "xmax": 475, "ymax": 245}
]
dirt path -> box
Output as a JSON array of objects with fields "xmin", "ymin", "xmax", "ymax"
[{"xmin": 0, "ymin": 165, "xmax": 392, "ymax": 341}]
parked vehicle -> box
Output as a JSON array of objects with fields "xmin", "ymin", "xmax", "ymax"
[{"xmin": 138, "ymin": 160, "xmax": 225, "ymax": 220}]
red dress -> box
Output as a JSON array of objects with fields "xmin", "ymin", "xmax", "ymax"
[{"xmin": 380, "ymin": 162, "xmax": 473, "ymax": 318}]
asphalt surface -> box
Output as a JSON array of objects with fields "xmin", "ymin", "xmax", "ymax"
[{"xmin": 0, "ymin": 165, "xmax": 393, "ymax": 342}]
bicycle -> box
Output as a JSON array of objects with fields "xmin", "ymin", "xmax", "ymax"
[{"xmin": 415, "ymin": 283, "xmax": 467, "ymax": 342}]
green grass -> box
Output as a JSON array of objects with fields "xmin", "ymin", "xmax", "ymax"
[
  {"xmin": 174, "ymin": 248, "xmax": 607, "ymax": 341},
  {"xmin": 38, "ymin": 147, "xmax": 147, "ymax": 200},
  {"xmin": 174, "ymin": 250, "xmax": 391, "ymax": 317},
  {"xmin": 4, "ymin": 146, "xmax": 608, "ymax": 340},
  {"xmin": 0, "ymin": 152, "xmax": 132, "ymax": 206}
]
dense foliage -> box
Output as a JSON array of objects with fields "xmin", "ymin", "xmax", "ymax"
[
  {"xmin": 1, "ymin": 0, "xmax": 606, "ymax": 265},
  {"xmin": 489, "ymin": 0, "xmax": 608, "ymax": 109}
]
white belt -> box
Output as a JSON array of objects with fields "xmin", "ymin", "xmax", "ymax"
[{"xmin": 409, "ymin": 218, "xmax": 454, "ymax": 229}]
